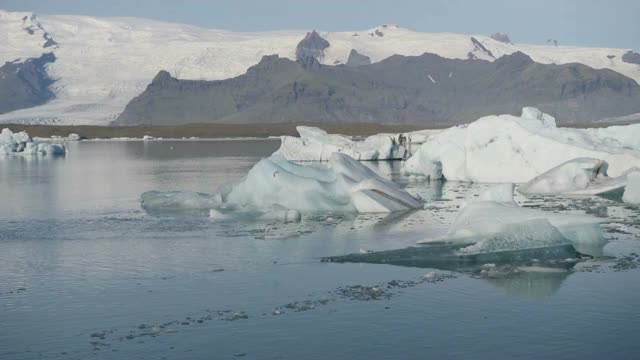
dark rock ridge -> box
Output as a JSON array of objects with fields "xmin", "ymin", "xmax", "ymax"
[
  {"xmin": 622, "ymin": 51, "xmax": 640, "ymax": 65},
  {"xmin": 468, "ymin": 37, "xmax": 495, "ymax": 59},
  {"xmin": 295, "ymin": 30, "xmax": 330, "ymax": 63},
  {"xmin": 490, "ymin": 32, "xmax": 512, "ymax": 44},
  {"xmin": 346, "ymin": 49, "xmax": 371, "ymax": 66},
  {"xmin": 114, "ymin": 51, "xmax": 640, "ymax": 126},
  {"xmin": 0, "ymin": 53, "xmax": 56, "ymax": 114}
]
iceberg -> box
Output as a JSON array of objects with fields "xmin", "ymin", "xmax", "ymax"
[
  {"xmin": 518, "ymin": 158, "xmax": 631, "ymax": 196},
  {"xmin": 223, "ymin": 153, "xmax": 422, "ymax": 213},
  {"xmin": 142, "ymin": 153, "xmax": 421, "ymax": 217},
  {"xmin": 419, "ymin": 185, "xmax": 606, "ymax": 256},
  {"xmin": 404, "ymin": 107, "xmax": 640, "ymax": 182},
  {"xmin": 0, "ymin": 128, "xmax": 66, "ymax": 156},
  {"xmin": 273, "ymin": 126, "xmax": 419, "ymax": 161},
  {"xmin": 623, "ymin": 171, "xmax": 640, "ymax": 204}
]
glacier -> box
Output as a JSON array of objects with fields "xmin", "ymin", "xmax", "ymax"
[
  {"xmin": 418, "ymin": 184, "xmax": 605, "ymax": 256},
  {"xmin": 0, "ymin": 128, "xmax": 65, "ymax": 156},
  {"xmin": 2, "ymin": 9, "xmax": 640, "ymax": 125},
  {"xmin": 404, "ymin": 107, "xmax": 640, "ymax": 183},
  {"xmin": 518, "ymin": 158, "xmax": 633, "ymax": 196},
  {"xmin": 623, "ymin": 171, "xmax": 640, "ymax": 205}
]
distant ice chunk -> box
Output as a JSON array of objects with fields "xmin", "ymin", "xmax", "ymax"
[
  {"xmin": 0, "ymin": 128, "xmax": 66, "ymax": 156},
  {"xmin": 405, "ymin": 107, "xmax": 640, "ymax": 182},
  {"xmin": 518, "ymin": 158, "xmax": 630, "ymax": 196},
  {"xmin": 273, "ymin": 126, "xmax": 411, "ymax": 161},
  {"xmin": 224, "ymin": 153, "xmax": 422, "ymax": 213},
  {"xmin": 623, "ymin": 171, "xmax": 640, "ymax": 204}
]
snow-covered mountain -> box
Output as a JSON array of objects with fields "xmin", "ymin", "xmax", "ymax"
[{"xmin": 1, "ymin": 9, "xmax": 639, "ymax": 125}]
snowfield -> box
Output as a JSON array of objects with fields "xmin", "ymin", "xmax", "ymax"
[{"xmin": 1, "ymin": 9, "xmax": 640, "ymax": 125}]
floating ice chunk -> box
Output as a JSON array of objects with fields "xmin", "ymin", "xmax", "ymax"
[
  {"xmin": 402, "ymin": 148, "xmax": 443, "ymax": 180},
  {"xmin": 406, "ymin": 107, "xmax": 640, "ymax": 182},
  {"xmin": 141, "ymin": 191, "xmax": 221, "ymax": 213},
  {"xmin": 0, "ymin": 128, "xmax": 66, "ymax": 156},
  {"xmin": 420, "ymin": 184, "xmax": 605, "ymax": 255},
  {"xmin": 518, "ymin": 158, "xmax": 629, "ymax": 196},
  {"xmin": 455, "ymin": 219, "xmax": 571, "ymax": 256},
  {"xmin": 623, "ymin": 171, "xmax": 640, "ymax": 204},
  {"xmin": 67, "ymin": 133, "xmax": 81, "ymax": 141},
  {"xmin": 142, "ymin": 135, "xmax": 154, "ymax": 140},
  {"xmin": 478, "ymin": 183, "xmax": 517, "ymax": 204},
  {"xmin": 225, "ymin": 153, "xmax": 421, "ymax": 213},
  {"xmin": 273, "ymin": 126, "xmax": 410, "ymax": 161}
]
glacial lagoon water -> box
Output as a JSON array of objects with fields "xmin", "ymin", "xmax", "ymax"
[{"xmin": 1, "ymin": 139, "xmax": 640, "ymax": 360}]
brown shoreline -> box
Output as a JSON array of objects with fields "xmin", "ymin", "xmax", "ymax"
[{"xmin": 1, "ymin": 121, "xmax": 636, "ymax": 139}]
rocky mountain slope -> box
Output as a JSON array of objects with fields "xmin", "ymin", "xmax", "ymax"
[{"xmin": 115, "ymin": 52, "xmax": 640, "ymax": 125}]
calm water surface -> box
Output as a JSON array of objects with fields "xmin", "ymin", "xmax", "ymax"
[{"xmin": 1, "ymin": 140, "xmax": 640, "ymax": 360}]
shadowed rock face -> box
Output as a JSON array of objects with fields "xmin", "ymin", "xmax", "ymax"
[
  {"xmin": 295, "ymin": 30, "xmax": 330, "ymax": 63},
  {"xmin": 114, "ymin": 51, "xmax": 640, "ymax": 126},
  {"xmin": 0, "ymin": 53, "xmax": 56, "ymax": 114},
  {"xmin": 622, "ymin": 51, "xmax": 640, "ymax": 65},
  {"xmin": 345, "ymin": 49, "xmax": 371, "ymax": 67},
  {"xmin": 490, "ymin": 32, "xmax": 512, "ymax": 44}
]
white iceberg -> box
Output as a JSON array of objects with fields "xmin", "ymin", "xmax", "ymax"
[
  {"xmin": 623, "ymin": 171, "xmax": 640, "ymax": 204},
  {"xmin": 0, "ymin": 128, "xmax": 66, "ymax": 156},
  {"xmin": 518, "ymin": 158, "xmax": 631, "ymax": 196},
  {"xmin": 404, "ymin": 107, "xmax": 640, "ymax": 183},
  {"xmin": 222, "ymin": 153, "xmax": 422, "ymax": 213},
  {"xmin": 419, "ymin": 184, "xmax": 605, "ymax": 255},
  {"xmin": 273, "ymin": 126, "xmax": 413, "ymax": 161}
]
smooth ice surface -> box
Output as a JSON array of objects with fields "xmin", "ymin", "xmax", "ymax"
[
  {"xmin": 420, "ymin": 184, "xmax": 606, "ymax": 255},
  {"xmin": 623, "ymin": 171, "xmax": 640, "ymax": 204},
  {"xmin": 223, "ymin": 152, "xmax": 422, "ymax": 213},
  {"xmin": 0, "ymin": 128, "xmax": 65, "ymax": 155},
  {"xmin": 273, "ymin": 126, "xmax": 412, "ymax": 161},
  {"xmin": 518, "ymin": 158, "xmax": 629, "ymax": 196},
  {"xmin": 405, "ymin": 108, "xmax": 640, "ymax": 182}
]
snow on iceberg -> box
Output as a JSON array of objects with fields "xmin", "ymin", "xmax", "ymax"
[
  {"xmin": 222, "ymin": 153, "xmax": 422, "ymax": 213},
  {"xmin": 273, "ymin": 126, "xmax": 416, "ymax": 161},
  {"xmin": 404, "ymin": 107, "xmax": 640, "ymax": 183},
  {"xmin": 0, "ymin": 128, "xmax": 66, "ymax": 156},
  {"xmin": 623, "ymin": 171, "xmax": 640, "ymax": 204},
  {"xmin": 419, "ymin": 184, "xmax": 606, "ymax": 256},
  {"xmin": 518, "ymin": 158, "xmax": 631, "ymax": 196}
]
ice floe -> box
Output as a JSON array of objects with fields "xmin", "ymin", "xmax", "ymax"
[
  {"xmin": 142, "ymin": 153, "xmax": 422, "ymax": 217},
  {"xmin": 623, "ymin": 171, "xmax": 640, "ymax": 204},
  {"xmin": 404, "ymin": 107, "xmax": 640, "ymax": 182},
  {"xmin": 273, "ymin": 126, "xmax": 435, "ymax": 161},
  {"xmin": 419, "ymin": 184, "xmax": 606, "ymax": 256},
  {"xmin": 518, "ymin": 158, "xmax": 632, "ymax": 196},
  {"xmin": 221, "ymin": 153, "xmax": 422, "ymax": 213},
  {"xmin": 0, "ymin": 128, "xmax": 66, "ymax": 156}
]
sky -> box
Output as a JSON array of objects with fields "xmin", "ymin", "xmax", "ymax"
[{"xmin": 1, "ymin": 0, "xmax": 638, "ymax": 49}]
